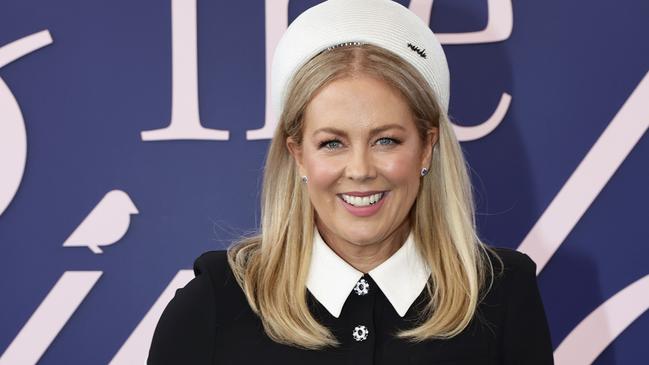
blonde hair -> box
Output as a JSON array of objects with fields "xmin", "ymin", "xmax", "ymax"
[{"xmin": 227, "ymin": 44, "xmax": 503, "ymax": 349}]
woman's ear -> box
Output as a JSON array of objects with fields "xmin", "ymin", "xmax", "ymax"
[
  {"xmin": 422, "ymin": 127, "xmax": 439, "ymax": 167},
  {"xmin": 286, "ymin": 136, "xmax": 305, "ymax": 174}
]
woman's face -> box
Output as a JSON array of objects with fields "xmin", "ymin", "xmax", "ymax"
[{"xmin": 287, "ymin": 74, "xmax": 438, "ymax": 248}]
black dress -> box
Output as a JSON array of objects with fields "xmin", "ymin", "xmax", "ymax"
[{"xmin": 147, "ymin": 247, "xmax": 554, "ymax": 364}]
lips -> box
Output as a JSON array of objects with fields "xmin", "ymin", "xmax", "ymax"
[
  {"xmin": 337, "ymin": 191, "xmax": 389, "ymax": 217},
  {"xmin": 340, "ymin": 190, "xmax": 386, "ymax": 197},
  {"xmin": 339, "ymin": 192, "xmax": 385, "ymax": 207}
]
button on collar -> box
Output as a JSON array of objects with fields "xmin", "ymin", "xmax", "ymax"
[
  {"xmin": 307, "ymin": 227, "xmax": 431, "ymax": 318},
  {"xmin": 353, "ymin": 278, "xmax": 370, "ymax": 296}
]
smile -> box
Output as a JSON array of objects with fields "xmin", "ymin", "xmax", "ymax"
[
  {"xmin": 339, "ymin": 192, "xmax": 385, "ymax": 207},
  {"xmin": 337, "ymin": 191, "xmax": 389, "ymax": 217}
]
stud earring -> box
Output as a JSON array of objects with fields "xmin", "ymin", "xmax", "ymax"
[
  {"xmin": 301, "ymin": 176, "xmax": 308, "ymax": 184},
  {"xmin": 420, "ymin": 168, "xmax": 429, "ymax": 177}
]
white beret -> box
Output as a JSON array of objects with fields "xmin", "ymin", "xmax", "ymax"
[{"xmin": 270, "ymin": 0, "xmax": 450, "ymax": 120}]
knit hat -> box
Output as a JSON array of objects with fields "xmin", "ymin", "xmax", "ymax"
[{"xmin": 270, "ymin": 0, "xmax": 449, "ymax": 120}]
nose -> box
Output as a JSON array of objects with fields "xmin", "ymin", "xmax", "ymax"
[{"xmin": 344, "ymin": 146, "xmax": 376, "ymax": 182}]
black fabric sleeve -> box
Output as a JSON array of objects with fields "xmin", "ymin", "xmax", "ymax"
[
  {"xmin": 147, "ymin": 256, "xmax": 218, "ymax": 365},
  {"xmin": 501, "ymin": 252, "xmax": 555, "ymax": 365}
]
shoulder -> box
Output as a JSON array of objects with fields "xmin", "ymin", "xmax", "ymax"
[
  {"xmin": 482, "ymin": 246, "xmax": 549, "ymax": 323},
  {"xmin": 147, "ymin": 252, "xmax": 221, "ymax": 364},
  {"xmin": 488, "ymin": 246, "xmax": 537, "ymax": 276},
  {"xmin": 193, "ymin": 250, "xmax": 230, "ymax": 286},
  {"xmin": 480, "ymin": 246, "xmax": 541, "ymax": 302},
  {"xmin": 192, "ymin": 250, "xmax": 250, "ymax": 321},
  {"xmin": 483, "ymin": 247, "xmax": 555, "ymax": 363},
  {"xmin": 147, "ymin": 250, "xmax": 248, "ymax": 364}
]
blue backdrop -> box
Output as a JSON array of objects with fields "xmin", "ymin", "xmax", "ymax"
[{"xmin": 1, "ymin": 1, "xmax": 648, "ymax": 364}]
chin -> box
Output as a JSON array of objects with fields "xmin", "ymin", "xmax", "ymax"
[{"xmin": 341, "ymin": 227, "xmax": 384, "ymax": 245}]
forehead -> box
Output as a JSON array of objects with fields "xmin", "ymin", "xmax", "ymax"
[{"xmin": 303, "ymin": 75, "xmax": 414, "ymax": 133}]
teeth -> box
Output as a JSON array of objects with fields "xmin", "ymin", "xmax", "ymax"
[{"xmin": 341, "ymin": 192, "xmax": 384, "ymax": 207}]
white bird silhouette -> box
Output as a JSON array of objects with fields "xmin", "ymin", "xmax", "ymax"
[{"xmin": 63, "ymin": 190, "xmax": 139, "ymax": 254}]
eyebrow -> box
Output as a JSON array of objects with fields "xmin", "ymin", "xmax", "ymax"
[{"xmin": 312, "ymin": 123, "xmax": 406, "ymax": 137}]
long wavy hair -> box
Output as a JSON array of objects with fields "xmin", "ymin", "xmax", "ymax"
[{"xmin": 227, "ymin": 43, "xmax": 503, "ymax": 349}]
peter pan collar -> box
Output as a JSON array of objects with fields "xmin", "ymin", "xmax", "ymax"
[{"xmin": 306, "ymin": 227, "xmax": 431, "ymax": 318}]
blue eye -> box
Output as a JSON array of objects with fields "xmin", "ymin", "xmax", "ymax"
[
  {"xmin": 320, "ymin": 140, "xmax": 342, "ymax": 150},
  {"xmin": 376, "ymin": 137, "xmax": 400, "ymax": 146}
]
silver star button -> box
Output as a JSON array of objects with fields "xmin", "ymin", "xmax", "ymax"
[
  {"xmin": 352, "ymin": 325, "xmax": 369, "ymax": 341},
  {"xmin": 353, "ymin": 278, "xmax": 370, "ymax": 295}
]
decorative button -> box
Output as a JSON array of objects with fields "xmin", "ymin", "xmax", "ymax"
[
  {"xmin": 352, "ymin": 325, "xmax": 369, "ymax": 341},
  {"xmin": 353, "ymin": 278, "xmax": 370, "ymax": 295}
]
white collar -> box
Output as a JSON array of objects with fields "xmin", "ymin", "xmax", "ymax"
[{"xmin": 306, "ymin": 227, "xmax": 431, "ymax": 318}]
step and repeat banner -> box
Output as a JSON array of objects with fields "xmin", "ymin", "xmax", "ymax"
[{"xmin": 1, "ymin": 0, "xmax": 648, "ymax": 364}]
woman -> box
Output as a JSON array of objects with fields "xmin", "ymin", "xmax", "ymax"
[{"xmin": 148, "ymin": 0, "xmax": 554, "ymax": 364}]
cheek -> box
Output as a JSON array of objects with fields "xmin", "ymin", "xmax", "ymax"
[
  {"xmin": 379, "ymin": 153, "xmax": 420, "ymax": 184},
  {"xmin": 304, "ymin": 155, "xmax": 341, "ymax": 196}
]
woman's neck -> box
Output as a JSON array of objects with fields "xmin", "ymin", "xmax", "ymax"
[{"xmin": 316, "ymin": 219, "xmax": 411, "ymax": 273}]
